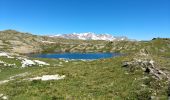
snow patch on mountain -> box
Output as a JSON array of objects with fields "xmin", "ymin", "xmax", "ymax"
[{"xmin": 50, "ymin": 32, "xmax": 128, "ymax": 41}]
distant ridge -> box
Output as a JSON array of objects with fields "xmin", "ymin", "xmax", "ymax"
[{"xmin": 50, "ymin": 32, "xmax": 128, "ymax": 41}]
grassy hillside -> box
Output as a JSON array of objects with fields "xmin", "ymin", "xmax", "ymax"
[
  {"xmin": 0, "ymin": 30, "xmax": 170, "ymax": 99},
  {"xmin": 0, "ymin": 30, "xmax": 169, "ymax": 55},
  {"xmin": 0, "ymin": 56, "xmax": 168, "ymax": 99},
  {"xmin": 0, "ymin": 30, "xmax": 142, "ymax": 54}
]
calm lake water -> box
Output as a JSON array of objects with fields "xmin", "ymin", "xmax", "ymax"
[{"xmin": 32, "ymin": 53, "xmax": 121, "ymax": 60}]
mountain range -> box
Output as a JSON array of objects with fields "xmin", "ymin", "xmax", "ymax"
[{"xmin": 50, "ymin": 32, "xmax": 128, "ymax": 41}]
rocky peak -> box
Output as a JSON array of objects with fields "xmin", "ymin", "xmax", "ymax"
[{"xmin": 50, "ymin": 32, "xmax": 128, "ymax": 41}]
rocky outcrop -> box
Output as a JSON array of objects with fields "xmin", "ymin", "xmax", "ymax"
[
  {"xmin": 122, "ymin": 58, "xmax": 168, "ymax": 80},
  {"xmin": 122, "ymin": 49, "xmax": 169, "ymax": 80},
  {"xmin": 0, "ymin": 51, "xmax": 50, "ymax": 68}
]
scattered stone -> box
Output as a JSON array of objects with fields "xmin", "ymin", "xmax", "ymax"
[
  {"xmin": 122, "ymin": 61, "xmax": 131, "ymax": 67},
  {"xmin": 29, "ymin": 74, "xmax": 65, "ymax": 81},
  {"xmin": 0, "ymin": 52, "xmax": 50, "ymax": 68},
  {"xmin": 41, "ymin": 41, "xmax": 56, "ymax": 44},
  {"xmin": 2, "ymin": 96, "xmax": 8, "ymax": 100},
  {"xmin": 65, "ymin": 60, "xmax": 69, "ymax": 63},
  {"xmin": 21, "ymin": 58, "xmax": 49, "ymax": 67},
  {"xmin": 149, "ymin": 60, "xmax": 154, "ymax": 66},
  {"xmin": 34, "ymin": 60, "xmax": 50, "ymax": 66},
  {"xmin": 21, "ymin": 58, "xmax": 35, "ymax": 68},
  {"xmin": 141, "ymin": 76, "xmax": 149, "ymax": 80},
  {"xmin": 0, "ymin": 94, "xmax": 3, "ymax": 97},
  {"xmin": 0, "ymin": 60, "xmax": 5, "ymax": 64},
  {"xmin": 0, "ymin": 52, "xmax": 14, "ymax": 58},
  {"xmin": 0, "ymin": 94, "xmax": 8, "ymax": 100},
  {"xmin": 141, "ymin": 84, "xmax": 147, "ymax": 87},
  {"xmin": 0, "ymin": 60, "xmax": 16, "ymax": 67},
  {"xmin": 0, "ymin": 80, "xmax": 10, "ymax": 85}
]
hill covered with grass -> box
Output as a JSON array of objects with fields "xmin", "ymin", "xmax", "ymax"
[{"xmin": 0, "ymin": 30, "xmax": 170, "ymax": 99}]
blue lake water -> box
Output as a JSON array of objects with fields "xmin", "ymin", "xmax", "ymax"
[{"xmin": 32, "ymin": 53, "xmax": 121, "ymax": 60}]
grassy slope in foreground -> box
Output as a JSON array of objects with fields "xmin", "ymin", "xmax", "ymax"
[{"xmin": 0, "ymin": 56, "xmax": 168, "ymax": 100}]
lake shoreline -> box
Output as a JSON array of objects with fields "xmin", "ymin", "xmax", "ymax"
[{"xmin": 30, "ymin": 52, "xmax": 121, "ymax": 60}]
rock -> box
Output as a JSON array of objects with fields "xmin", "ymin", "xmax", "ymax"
[
  {"xmin": 34, "ymin": 60, "xmax": 50, "ymax": 66},
  {"xmin": 2, "ymin": 96, "xmax": 8, "ymax": 100},
  {"xmin": 0, "ymin": 80, "xmax": 10, "ymax": 85},
  {"xmin": 149, "ymin": 60, "xmax": 154, "ymax": 66},
  {"xmin": 122, "ymin": 58, "xmax": 168, "ymax": 80},
  {"xmin": 29, "ymin": 74, "xmax": 65, "ymax": 81},
  {"xmin": 41, "ymin": 75, "xmax": 65, "ymax": 81},
  {"xmin": 0, "ymin": 52, "xmax": 14, "ymax": 58},
  {"xmin": 0, "ymin": 60, "xmax": 16, "ymax": 67},
  {"xmin": 21, "ymin": 58, "xmax": 35, "ymax": 68},
  {"xmin": 21, "ymin": 58, "xmax": 50, "ymax": 68},
  {"xmin": 125, "ymin": 72, "xmax": 129, "ymax": 74},
  {"xmin": 145, "ymin": 67, "xmax": 150, "ymax": 73},
  {"xmin": 0, "ymin": 94, "xmax": 8, "ymax": 100},
  {"xmin": 141, "ymin": 84, "xmax": 147, "ymax": 87},
  {"xmin": 41, "ymin": 41, "xmax": 56, "ymax": 44},
  {"xmin": 0, "ymin": 94, "xmax": 3, "ymax": 97},
  {"xmin": 122, "ymin": 61, "xmax": 132, "ymax": 67},
  {"xmin": 65, "ymin": 60, "xmax": 69, "ymax": 63}
]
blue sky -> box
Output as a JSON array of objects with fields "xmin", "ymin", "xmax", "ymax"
[{"xmin": 0, "ymin": 0, "xmax": 170, "ymax": 40}]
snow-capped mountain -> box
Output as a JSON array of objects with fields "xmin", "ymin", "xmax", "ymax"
[{"xmin": 50, "ymin": 32, "xmax": 128, "ymax": 41}]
